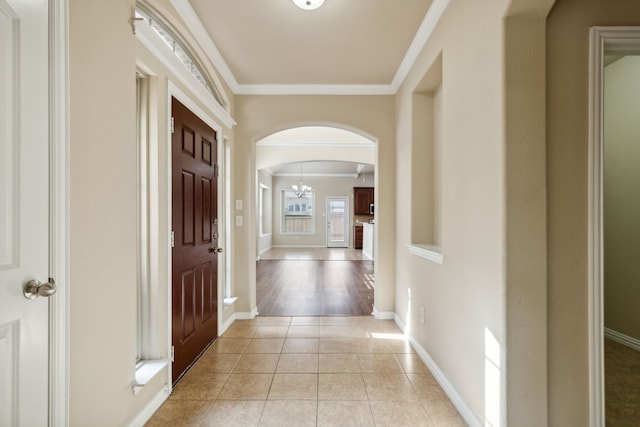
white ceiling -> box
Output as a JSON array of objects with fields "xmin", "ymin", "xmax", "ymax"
[
  {"xmin": 185, "ymin": 0, "xmax": 434, "ymax": 89},
  {"xmin": 175, "ymin": 1, "xmax": 434, "ymax": 174}
]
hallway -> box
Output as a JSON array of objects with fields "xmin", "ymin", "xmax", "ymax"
[{"xmin": 145, "ymin": 316, "xmax": 465, "ymax": 426}]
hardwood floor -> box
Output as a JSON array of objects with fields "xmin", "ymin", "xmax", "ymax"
[
  {"xmin": 259, "ymin": 247, "xmax": 368, "ymax": 261},
  {"xmin": 256, "ymin": 257, "xmax": 374, "ymax": 316},
  {"xmin": 606, "ymin": 338, "xmax": 640, "ymax": 425}
]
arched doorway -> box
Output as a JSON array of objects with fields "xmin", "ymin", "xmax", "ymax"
[{"xmin": 255, "ymin": 126, "xmax": 377, "ymax": 316}]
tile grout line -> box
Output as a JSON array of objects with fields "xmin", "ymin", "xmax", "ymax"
[{"xmin": 153, "ymin": 317, "xmax": 463, "ymax": 426}]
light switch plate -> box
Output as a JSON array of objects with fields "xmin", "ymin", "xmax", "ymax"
[
  {"xmin": 235, "ymin": 216, "xmax": 243, "ymax": 226},
  {"xmin": 235, "ymin": 199, "xmax": 243, "ymax": 210}
]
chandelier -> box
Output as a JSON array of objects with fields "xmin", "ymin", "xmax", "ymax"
[{"xmin": 292, "ymin": 162, "xmax": 312, "ymax": 198}]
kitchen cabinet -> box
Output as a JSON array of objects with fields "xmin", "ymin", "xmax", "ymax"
[
  {"xmin": 354, "ymin": 225, "xmax": 363, "ymax": 249},
  {"xmin": 354, "ymin": 187, "xmax": 374, "ymax": 215}
]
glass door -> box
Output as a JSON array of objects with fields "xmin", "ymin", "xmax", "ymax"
[{"xmin": 326, "ymin": 197, "xmax": 349, "ymax": 247}]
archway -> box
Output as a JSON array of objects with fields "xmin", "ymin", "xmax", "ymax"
[{"xmin": 255, "ymin": 126, "xmax": 377, "ymax": 316}]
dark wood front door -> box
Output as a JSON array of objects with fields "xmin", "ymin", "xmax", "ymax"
[{"xmin": 171, "ymin": 97, "xmax": 219, "ymax": 384}]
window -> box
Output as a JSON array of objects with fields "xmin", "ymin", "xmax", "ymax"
[
  {"xmin": 282, "ymin": 190, "xmax": 314, "ymax": 234},
  {"xmin": 135, "ymin": 4, "xmax": 226, "ymax": 109},
  {"xmin": 132, "ymin": 70, "xmax": 167, "ymax": 393},
  {"xmin": 135, "ymin": 72, "xmax": 150, "ymax": 363},
  {"xmin": 259, "ymin": 184, "xmax": 272, "ymax": 236}
]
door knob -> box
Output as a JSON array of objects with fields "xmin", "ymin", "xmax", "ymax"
[
  {"xmin": 23, "ymin": 278, "xmax": 57, "ymax": 300},
  {"xmin": 208, "ymin": 247, "xmax": 223, "ymax": 253}
]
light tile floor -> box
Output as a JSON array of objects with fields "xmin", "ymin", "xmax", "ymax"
[{"xmin": 146, "ymin": 316, "xmax": 466, "ymax": 427}]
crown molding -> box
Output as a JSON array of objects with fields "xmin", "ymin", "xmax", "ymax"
[
  {"xmin": 235, "ymin": 84, "xmax": 395, "ymax": 96},
  {"xmin": 170, "ymin": 0, "xmax": 240, "ymax": 93},
  {"xmin": 391, "ymin": 0, "xmax": 451, "ymax": 91},
  {"xmin": 171, "ymin": 0, "xmax": 450, "ymax": 96}
]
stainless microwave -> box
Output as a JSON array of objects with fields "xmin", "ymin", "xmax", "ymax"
[{"xmin": 369, "ymin": 203, "xmax": 374, "ymax": 215}]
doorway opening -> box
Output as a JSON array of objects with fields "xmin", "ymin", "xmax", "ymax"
[
  {"xmin": 327, "ymin": 196, "xmax": 350, "ymax": 248},
  {"xmin": 589, "ymin": 27, "xmax": 640, "ymax": 426},
  {"xmin": 255, "ymin": 126, "xmax": 376, "ymax": 316},
  {"xmin": 170, "ymin": 97, "xmax": 221, "ymax": 383}
]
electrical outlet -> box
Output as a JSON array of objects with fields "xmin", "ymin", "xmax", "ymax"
[{"xmin": 420, "ymin": 306, "xmax": 425, "ymax": 324}]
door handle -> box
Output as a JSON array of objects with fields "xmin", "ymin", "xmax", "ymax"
[
  {"xmin": 208, "ymin": 247, "xmax": 223, "ymax": 253},
  {"xmin": 23, "ymin": 278, "xmax": 57, "ymax": 300}
]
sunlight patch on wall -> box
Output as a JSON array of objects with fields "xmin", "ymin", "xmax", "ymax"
[
  {"xmin": 484, "ymin": 328, "xmax": 501, "ymax": 427},
  {"xmin": 405, "ymin": 287, "xmax": 413, "ymax": 336}
]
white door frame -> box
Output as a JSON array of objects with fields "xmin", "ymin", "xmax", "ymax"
[
  {"xmin": 326, "ymin": 196, "xmax": 350, "ymax": 248},
  {"xmin": 49, "ymin": 0, "xmax": 70, "ymax": 425},
  {"xmin": 588, "ymin": 26, "xmax": 640, "ymax": 427}
]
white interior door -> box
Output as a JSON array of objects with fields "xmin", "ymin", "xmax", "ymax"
[
  {"xmin": 0, "ymin": 0, "xmax": 51, "ymax": 425},
  {"xmin": 326, "ymin": 197, "xmax": 349, "ymax": 248}
]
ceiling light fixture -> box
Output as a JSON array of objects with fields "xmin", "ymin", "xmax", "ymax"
[
  {"xmin": 292, "ymin": 162, "xmax": 312, "ymax": 198},
  {"xmin": 293, "ymin": 0, "xmax": 325, "ymax": 11}
]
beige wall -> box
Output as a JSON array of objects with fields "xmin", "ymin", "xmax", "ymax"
[
  {"xmin": 233, "ymin": 95, "xmax": 396, "ymax": 315},
  {"xmin": 603, "ymin": 56, "xmax": 640, "ymax": 338},
  {"xmin": 69, "ymin": 0, "xmax": 235, "ymax": 424},
  {"xmin": 547, "ymin": 0, "xmax": 640, "ymax": 424},
  {"xmin": 70, "ymin": 1, "xmax": 143, "ymax": 424},
  {"xmin": 394, "ymin": 0, "xmax": 508, "ymax": 423},
  {"xmin": 504, "ymin": 4, "xmax": 553, "ymax": 423}
]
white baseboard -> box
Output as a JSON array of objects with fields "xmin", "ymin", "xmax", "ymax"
[
  {"xmin": 257, "ymin": 246, "xmax": 271, "ymax": 260},
  {"xmin": 220, "ymin": 300, "xmax": 247, "ymax": 335},
  {"xmin": 258, "ymin": 246, "xmax": 273, "ymax": 256},
  {"xmin": 220, "ymin": 313, "xmax": 236, "ymax": 335},
  {"xmin": 394, "ymin": 313, "xmax": 407, "ymax": 334},
  {"xmin": 604, "ymin": 327, "xmax": 640, "ymax": 352},
  {"xmin": 127, "ymin": 385, "xmax": 171, "ymax": 427},
  {"xmin": 372, "ymin": 306, "xmax": 395, "ymax": 320},
  {"xmin": 394, "ymin": 314, "xmax": 482, "ymax": 427},
  {"xmin": 235, "ymin": 307, "xmax": 259, "ymax": 320},
  {"xmin": 220, "ymin": 308, "xmax": 259, "ymax": 334}
]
